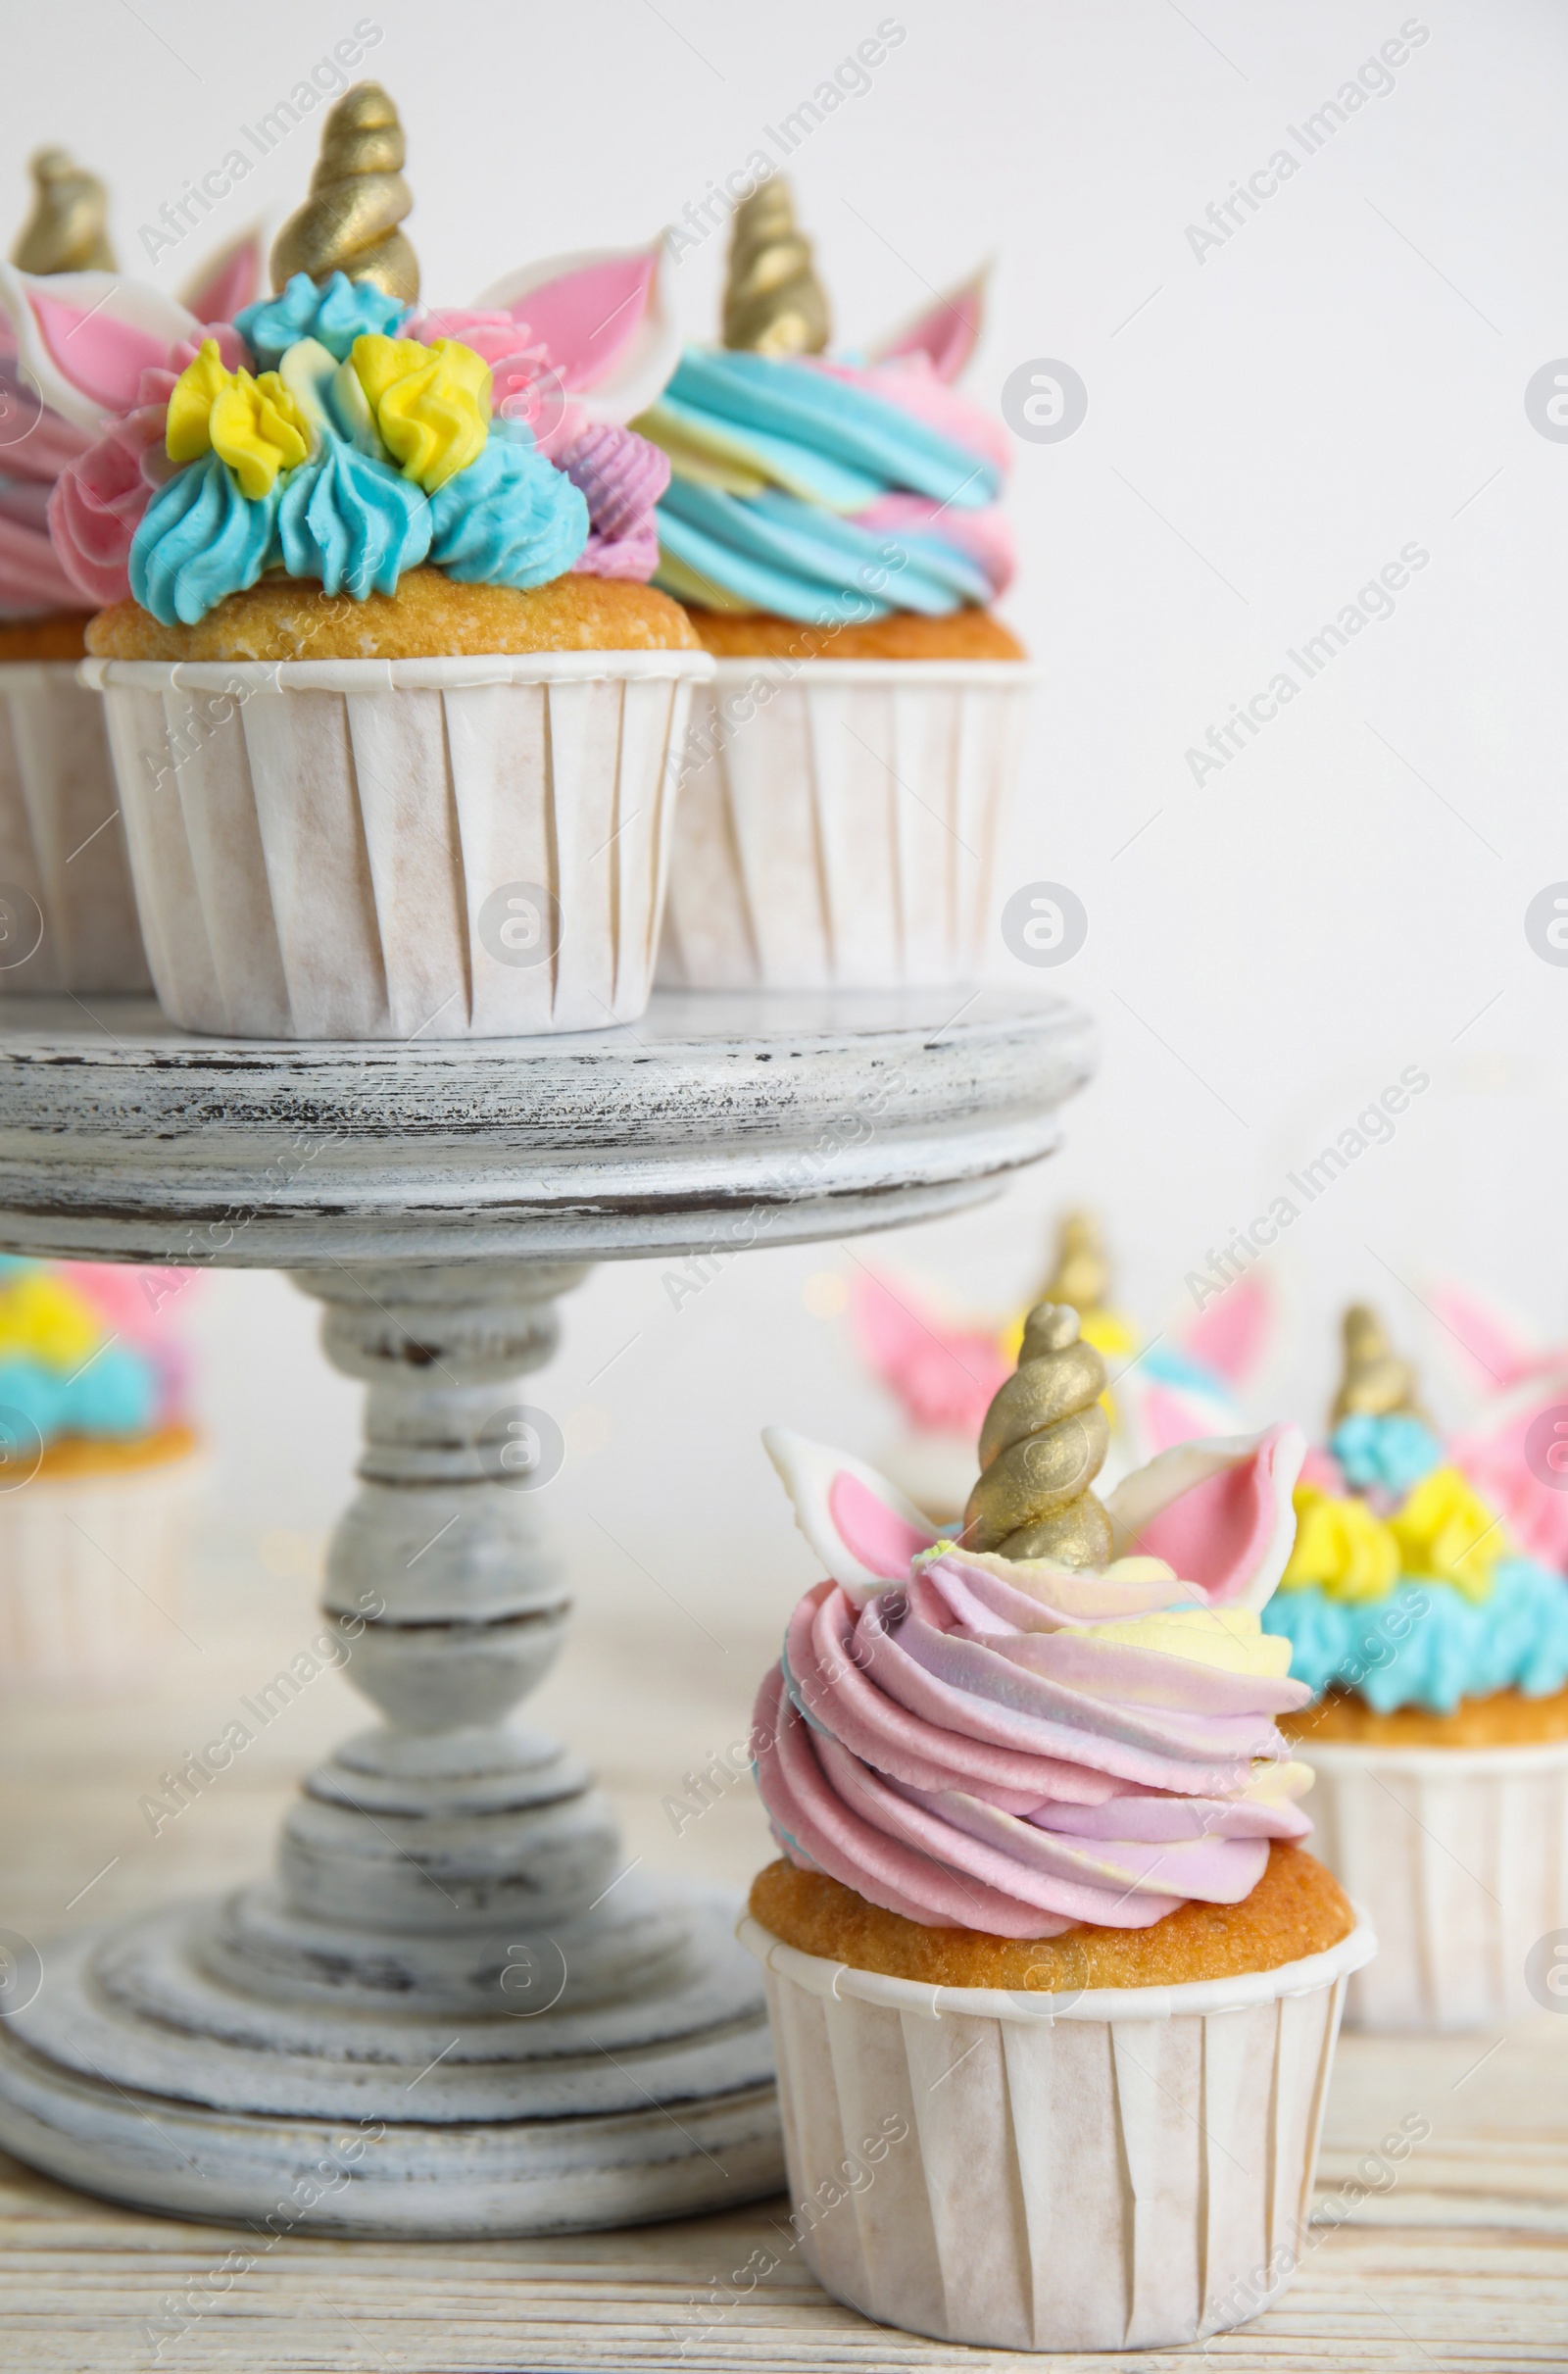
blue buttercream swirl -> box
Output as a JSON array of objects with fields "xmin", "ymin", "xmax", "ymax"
[
  {"xmin": 132, "ymin": 324, "xmax": 593, "ymax": 621},
  {"xmin": 1263, "ymin": 1559, "xmax": 1568, "ymax": 1714},
  {"xmin": 644, "ymin": 347, "xmax": 1007, "ymax": 626},
  {"xmin": 1330, "ymin": 1411, "xmax": 1445, "ymax": 1497},
  {"xmin": 130, "ymin": 453, "xmax": 278, "ymax": 626},
  {"xmin": 273, "ymin": 437, "xmax": 432, "ymax": 598},
  {"xmin": 0, "ymin": 1349, "xmax": 158, "ymax": 1444},
  {"xmin": 427, "ymin": 420, "xmax": 589, "ymax": 589},
  {"xmin": 235, "ymin": 271, "xmax": 411, "ymax": 370}
]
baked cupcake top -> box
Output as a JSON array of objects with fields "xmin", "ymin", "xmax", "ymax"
[
  {"xmin": 7, "ymin": 85, "xmax": 679, "ymax": 627},
  {"xmin": 754, "ymin": 1303, "xmax": 1314, "ymax": 1940},
  {"xmin": 1261, "ymin": 1304, "xmax": 1568, "ymax": 1713},
  {"xmin": 636, "ymin": 178, "xmax": 1012, "ymax": 626}
]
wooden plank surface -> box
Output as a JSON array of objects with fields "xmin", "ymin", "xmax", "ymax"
[{"xmin": 2, "ymin": 1536, "xmax": 1566, "ymax": 2372}]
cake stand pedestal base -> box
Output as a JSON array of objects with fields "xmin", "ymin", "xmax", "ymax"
[
  {"xmin": 0, "ymin": 988, "xmax": 1095, "ymax": 2234},
  {"xmin": 0, "ymin": 1261, "xmax": 778, "ymax": 2236}
]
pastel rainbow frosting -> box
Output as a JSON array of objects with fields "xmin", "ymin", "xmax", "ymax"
[
  {"xmin": 1261, "ymin": 1410, "xmax": 1568, "ymax": 1713},
  {"xmin": 753, "ymin": 1423, "xmax": 1313, "ymax": 1937},
  {"xmin": 636, "ymin": 273, "xmax": 1013, "ymax": 626},
  {"xmin": 0, "ymin": 242, "xmax": 680, "ymax": 625}
]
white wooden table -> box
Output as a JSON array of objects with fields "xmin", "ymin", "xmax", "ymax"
[
  {"xmin": 2, "ymin": 1546, "xmax": 1564, "ymax": 2370},
  {"xmin": 0, "ymin": 990, "xmax": 1095, "ymax": 2243}
]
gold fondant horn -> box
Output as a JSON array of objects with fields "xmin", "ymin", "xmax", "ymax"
[
  {"xmin": 270, "ymin": 81, "xmax": 417, "ymax": 300},
  {"xmin": 11, "ymin": 147, "xmax": 116, "ymax": 274},
  {"xmin": 721, "ymin": 177, "xmax": 830, "ymax": 357},
  {"xmin": 1331, "ymin": 1303, "xmax": 1422, "ymax": 1424},
  {"xmin": 963, "ymin": 1303, "xmax": 1112, "ymax": 1567},
  {"xmin": 1041, "ymin": 1210, "xmax": 1110, "ymax": 1317}
]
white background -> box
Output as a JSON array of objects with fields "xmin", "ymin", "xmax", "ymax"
[{"xmin": 10, "ymin": 0, "xmax": 1568, "ymax": 1668}]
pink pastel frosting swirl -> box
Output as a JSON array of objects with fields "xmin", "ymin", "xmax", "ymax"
[
  {"xmin": 0, "ymin": 322, "xmax": 93, "ymax": 615},
  {"xmin": 47, "ymin": 325, "xmax": 248, "ymax": 608},
  {"xmin": 559, "ymin": 421, "xmax": 669, "ymax": 579},
  {"xmin": 754, "ymin": 1424, "xmax": 1313, "ymax": 1937}
]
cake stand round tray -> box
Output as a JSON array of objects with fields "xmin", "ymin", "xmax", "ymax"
[{"xmin": 0, "ymin": 987, "xmax": 1094, "ymax": 2237}]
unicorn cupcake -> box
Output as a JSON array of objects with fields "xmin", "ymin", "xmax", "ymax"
[
  {"xmin": 24, "ymin": 85, "xmax": 707, "ymax": 1037},
  {"xmin": 0, "ymin": 149, "xmax": 151, "ymax": 991},
  {"xmin": 644, "ymin": 177, "xmax": 1034, "ymax": 988},
  {"xmin": 1263, "ymin": 1305, "xmax": 1568, "ymax": 2028},
  {"xmin": 740, "ymin": 1300, "xmax": 1370, "ymax": 2352}
]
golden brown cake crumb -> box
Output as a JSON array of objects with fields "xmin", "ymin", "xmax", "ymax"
[
  {"xmin": 36, "ymin": 1422, "xmax": 197, "ymax": 1482},
  {"xmin": 687, "ymin": 606, "xmax": 1025, "ymax": 662},
  {"xmin": 85, "ymin": 570, "xmax": 700, "ymax": 662},
  {"xmin": 0, "ymin": 612, "xmax": 93, "ymax": 662},
  {"xmin": 1283, "ymin": 1683, "xmax": 1568, "ymax": 1748},
  {"xmin": 749, "ymin": 1841, "xmax": 1353, "ymax": 1989}
]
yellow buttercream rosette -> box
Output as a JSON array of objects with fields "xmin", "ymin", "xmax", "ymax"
[
  {"xmin": 1280, "ymin": 1484, "xmax": 1401, "ymax": 1602},
  {"xmin": 349, "ymin": 333, "xmax": 491, "ymax": 491},
  {"xmin": 1388, "ymin": 1465, "xmax": 1505, "ymax": 1602},
  {"xmin": 166, "ymin": 338, "xmax": 312, "ymax": 499},
  {"xmin": 0, "ymin": 1271, "xmax": 103, "ymax": 1369}
]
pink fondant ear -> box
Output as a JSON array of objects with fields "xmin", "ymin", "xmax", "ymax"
[
  {"xmin": 828, "ymin": 1472, "xmax": 937, "ymax": 1579},
  {"xmin": 850, "ymin": 1272, "xmax": 1007, "ymax": 1435},
  {"xmin": 1105, "ymin": 1423, "xmax": 1304, "ymax": 1612},
  {"xmin": 763, "ymin": 1427, "xmax": 940, "ymax": 1607},
  {"xmin": 178, "ymin": 224, "xmax": 268, "ymax": 326},
  {"xmin": 871, "ymin": 266, "xmax": 987, "ymax": 383},
  {"xmin": 1180, "ymin": 1270, "xmax": 1271, "ymax": 1387},
  {"xmin": 0, "ymin": 267, "xmax": 201, "ymax": 427},
  {"xmin": 468, "ymin": 243, "xmax": 678, "ymax": 422},
  {"xmin": 1426, "ymin": 1280, "xmax": 1543, "ymax": 1397},
  {"xmin": 1139, "ymin": 1382, "xmax": 1213, "ymax": 1457}
]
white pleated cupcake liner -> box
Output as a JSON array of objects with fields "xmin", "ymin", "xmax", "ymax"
[
  {"xmin": 0, "ymin": 661, "xmax": 151, "ymax": 993},
  {"xmin": 1299, "ymin": 1738, "xmax": 1568, "ymax": 2031},
  {"xmin": 82, "ymin": 651, "xmax": 712, "ymax": 1039},
  {"xmin": 0, "ymin": 1452, "xmax": 199, "ymax": 1690},
  {"xmin": 740, "ymin": 1909, "xmax": 1375, "ymax": 2353},
  {"xmin": 659, "ymin": 659, "xmax": 1036, "ymax": 989}
]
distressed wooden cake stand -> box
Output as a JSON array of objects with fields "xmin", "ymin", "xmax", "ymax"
[{"xmin": 0, "ymin": 987, "xmax": 1093, "ymax": 2238}]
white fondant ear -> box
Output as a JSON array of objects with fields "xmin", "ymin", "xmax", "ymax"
[
  {"xmin": 762, "ymin": 1427, "xmax": 939, "ymax": 1606},
  {"xmin": 1104, "ymin": 1423, "xmax": 1304, "ymax": 1612},
  {"xmin": 0, "ymin": 266, "xmax": 200, "ymax": 426},
  {"xmin": 468, "ymin": 240, "xmax": 679, "ymax": 422},
  {"xmin": 869, "ymin": 265, "xmax": 988, "ymax": 381}
]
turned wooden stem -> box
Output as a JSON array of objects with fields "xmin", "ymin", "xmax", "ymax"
[{"xmin": 282, "ymin": 1261, "xmax": 622, "ymax": 1936}]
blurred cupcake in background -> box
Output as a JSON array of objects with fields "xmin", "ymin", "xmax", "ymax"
[
  {"xmin": 0, "ymin": 149, "xmax": 150, "ymax": 992},
  {"xmin": 852, "ymin": 1209, "xmax": 1269, "ymax": 1522},
  {"xmin": 0, "ymin": 1259, "xmax": 199, "ymax": 1689},
  {"xmin": 1265, "ymin": 1304, "xmax": 1568, "ymax": 2029},
  {"xmin": 643, "ymin": 177, "xmax": 1034, "ymax": 987},
  {"xmin": 1423, "ymin": 1275, "xmax": 1568, "ymax": 1583}
]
